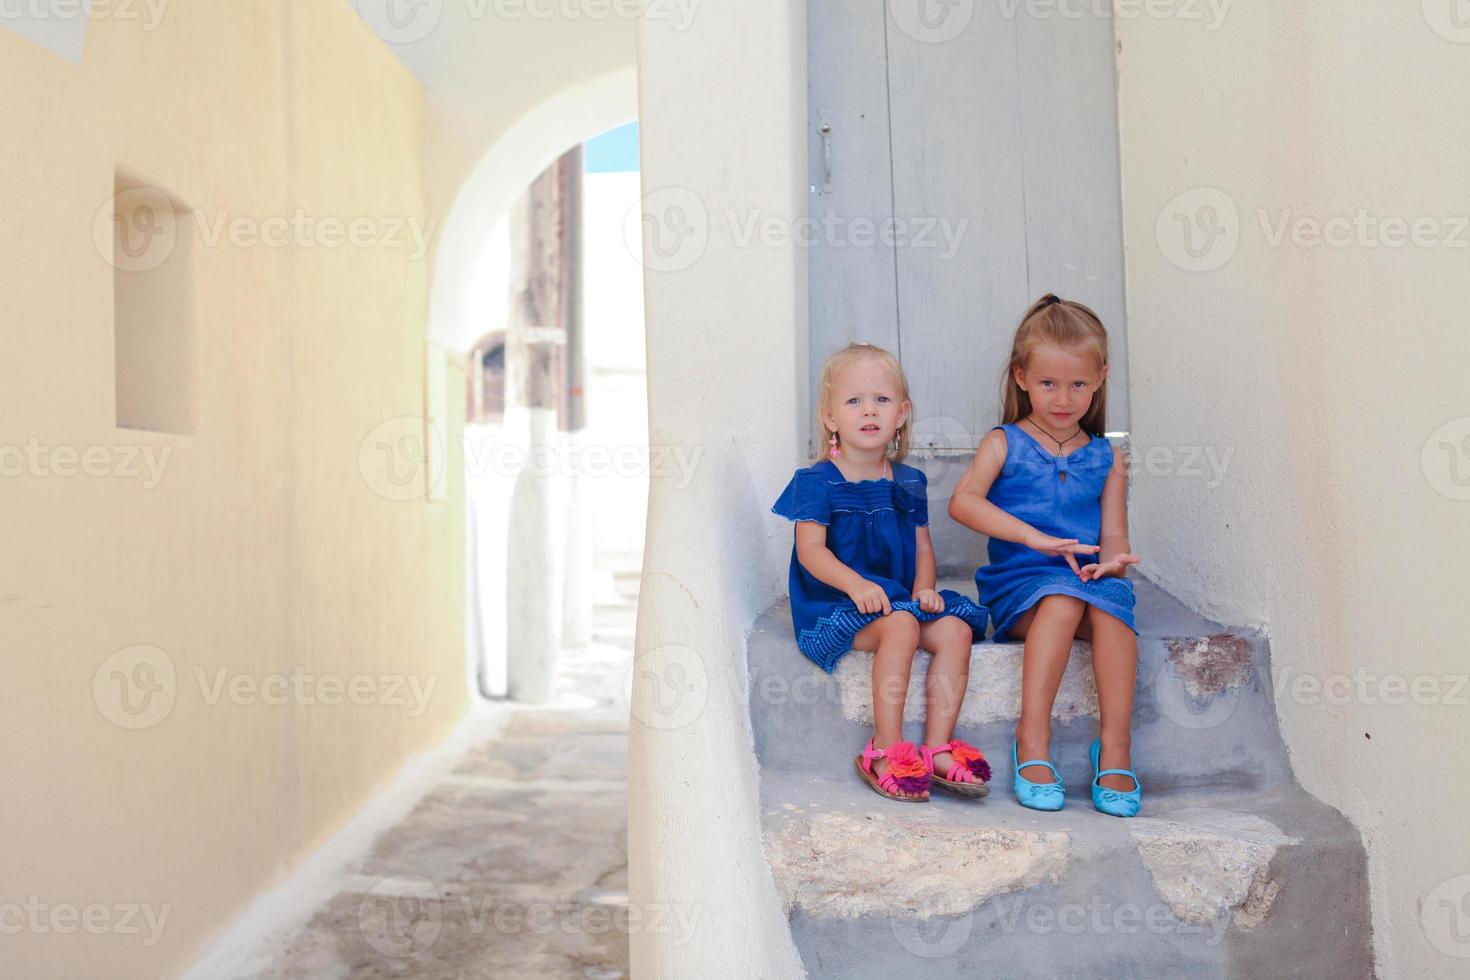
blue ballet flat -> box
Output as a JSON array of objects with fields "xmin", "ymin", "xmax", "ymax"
[
  {"xmin": 1011, "ymin": 740, "xmax": 1065, "ymax": 811},
  {"xmin": 1089, "ymin": 738, "xmax": 1142, "ymax": 818}
]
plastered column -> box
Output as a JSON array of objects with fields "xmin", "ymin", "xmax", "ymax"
[{"xmin": 627, "ymin": 0, "xmax": 810, "ymax": 976}]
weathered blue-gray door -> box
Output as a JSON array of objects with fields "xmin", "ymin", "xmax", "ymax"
[{"xmin": 809, "ymin": 0, "xmax": 1130, "ymax": 453}]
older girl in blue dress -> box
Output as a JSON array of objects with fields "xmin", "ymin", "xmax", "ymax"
[
  {"xmin": 772, "ymin": 343, "xmax": 992, "ymax": 802},
  {"xmin": 950, "ymin": 295, "xmax": 1143, "ymax": 817}
]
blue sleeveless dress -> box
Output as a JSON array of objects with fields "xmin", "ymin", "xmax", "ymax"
[
  {"xmin": 772, "ymin": 459, "xmax": 990, "ymax": 672},
  {"xmin": 976, "ymin": 424, "xmax": 1137, "ymax": 641}
]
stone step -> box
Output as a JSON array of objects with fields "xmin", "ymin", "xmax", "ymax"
[
  {"xmin": 747, "ymin": 576, "xmax": 1294, "ymax": 793},
  {"xmin": 759, "ymin": 769, "xmax": 1371, "ymax": 979},
  {"xmin": 748, "ymin": 573, "xmax": 1372, "ymax": 976}
]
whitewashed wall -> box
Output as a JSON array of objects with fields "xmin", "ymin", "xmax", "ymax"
[
  {"xmin": 1115, "ymin": 4, "xmax": 1470, "ymax": 976},
  {"xmin": 628, "ymin": 1, "xmax": 809, "ymax": 976}
]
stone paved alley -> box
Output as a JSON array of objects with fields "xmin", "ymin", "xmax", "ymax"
[{"xmin": 236, "ymin": 574, "xmax": 638, "ymax": 979}]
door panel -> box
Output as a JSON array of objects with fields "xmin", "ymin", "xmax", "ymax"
[
  {"xmin": 807, "ymin": 0, "xmax": 899, "ymax": 444},
  {"xmin": 808, "ymin": 1, "xmax": 1130, "ymax": 451},
  {"xmin": 887, "ymin": 2, "xmax": 1030, "ymax": 449},
  {"xmin": 1015, "ymin": 9, "xmax": 1130, "ymax": 426}
]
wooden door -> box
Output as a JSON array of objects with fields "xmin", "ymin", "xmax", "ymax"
[{"xmin": 808, "ymin": 0, "xmax": 1130, "ymax": 454}]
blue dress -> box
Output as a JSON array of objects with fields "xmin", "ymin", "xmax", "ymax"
[
  {"xmin": 976, "ymin": 424, "xmax": 1137, "ymax": 641},
  {"xmin": 772, "ymin": 459, "xmax": 990, "ymax": 672}
]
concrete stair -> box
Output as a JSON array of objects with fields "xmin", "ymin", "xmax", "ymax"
[{"xmin": 747, "ymin": 576, "xmax": 1373, "ymax": 978}]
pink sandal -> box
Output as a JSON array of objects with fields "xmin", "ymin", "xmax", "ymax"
[
  {"xmin": 855, "ymin": 738, "xmax": 930, "ymax": 802},
  {"xmin": 921, "ymin": 739, "xmax": 992, "ymax": 798}
]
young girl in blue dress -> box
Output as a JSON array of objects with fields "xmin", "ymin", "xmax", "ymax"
[
  {"xmin": 772, "ymin": 343, "xmax": 992, "ymax": 802},
  {"xmin": 949, "ymin": 295, "xmax": 1144, "ymax": 817}
]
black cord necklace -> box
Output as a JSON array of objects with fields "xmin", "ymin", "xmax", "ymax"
[{"xmin": 1023, "ymin": 416, "xmax": 1085, "ymax": 453}]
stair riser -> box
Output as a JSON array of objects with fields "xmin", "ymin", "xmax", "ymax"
[
  {"xmin": 749, "ymin": 630, "xmax": 1292, "ymax": 790},
  {"xmin": 782, "ymin": 838, "xmax": 1370, "ymax": 980},
  {"xmin": 750, "ymin": 581, "xmax": 1373, "ymax": 978}
]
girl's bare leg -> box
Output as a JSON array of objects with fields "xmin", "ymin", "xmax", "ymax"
[
  {"xmin": 917, "ymin": 616, "xmax": 975, "ymax": 773},
  {"xmin": 851, "ymin": 611, "xmax": 922, "ymax": 798},
  {"xmin": 1087, "ymin": 605, "xmax": 1139, "ymax": 791},
  {"xmin": 1007, "ymin": 595, "xmax": 1087, "ymax": 783}
]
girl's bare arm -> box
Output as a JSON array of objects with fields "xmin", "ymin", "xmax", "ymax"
[
  {"xmin": 949, "ymin": 430, "xmax": 1032, "ymax": 542},
  {"xmin": 1096, "ymin": 440, "xmax": 1133, "ymax": 566},
  {"xmin": 795, "ymin": 521, "xmax": 892, "ymax": 615},
  {"xmin": 948, "ymin": 428, "xmax": 1100, "ymax": 570},
  {"xmin": 913, "ymin": 525, "xmax": 938, "ymax": 593}
]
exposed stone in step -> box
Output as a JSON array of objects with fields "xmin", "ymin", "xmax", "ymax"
[
  {"xmin": 835, "ymin": 641, "xmax": 1100, "ymax": 726},
  {"xmin": 833, "ymin": 632, "xmax": 1258, "ymax": 728},
  {"xmin": 765, "ymin": 811, "xmax": 1069, "ymax": 919},
  {"xmin": 758, "ymin": 772, "xmax": 1348, "ymax": 934},
  {"xmin": 1165, "ymin": 634, "xmax": 1255, "ymax": 697},
  {"xmin": 751, "ymin": 574, "xmax": 1372, "ymax": 977},
  {"xmin": 746, "ymin": 576, "xmax": 1290, "ymax": 795},
  {"xmin": 1129, "ymin": 808, "xmax": 1300, "ymax": 929}
]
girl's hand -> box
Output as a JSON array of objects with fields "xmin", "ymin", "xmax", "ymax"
[
  {"xmin": 1078, "ymin": 554, "xmax": 1140, "ymax": 582},
  {"xmin": 1022, "ymin": 530, "xmax": 1102, "ymax": 575},
  {"xmin": 847, "ymin": 580, "xmax": 892, "ymax": 616},
  {"xmin": 913, "ymin": 588, "xmax": 945, "ymax": 614}
]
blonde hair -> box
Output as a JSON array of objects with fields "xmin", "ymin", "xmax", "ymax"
[
  {"xmin": 1001, "ymin": 294, "xmax": 1111, "ymax": 436},
  {"xmin": 812, "ymin": 343, "xmax": 913, "ymax": 462}
]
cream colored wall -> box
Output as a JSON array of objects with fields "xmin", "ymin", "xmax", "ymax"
[
  {"xmin": 1115, "ymin": 4, "xmax": 1470, "ymax": 976},
  {"xmin": 0, "ymin": 6, "xmax": 466, "ymax": 979}
]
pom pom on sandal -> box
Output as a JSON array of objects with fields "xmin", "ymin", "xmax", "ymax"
[
  {"xmin": 855, "ymin": 738, "xmax": 931, "ymax": 802},
  {"xmin": 950, "ymin": 741, "xmax": 993, "ymax": 783},
  {"xmin": 922, "ymin": 739, "xmax": 992, "ymax": 799},
  {"xmin": 881, "ymin": 742, "xmax": 930, "ymax": 796}
]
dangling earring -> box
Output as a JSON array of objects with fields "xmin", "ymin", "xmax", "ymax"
[{"xmin": 828, "ymin": 430, "xmax": 841, "ymax": 458}]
